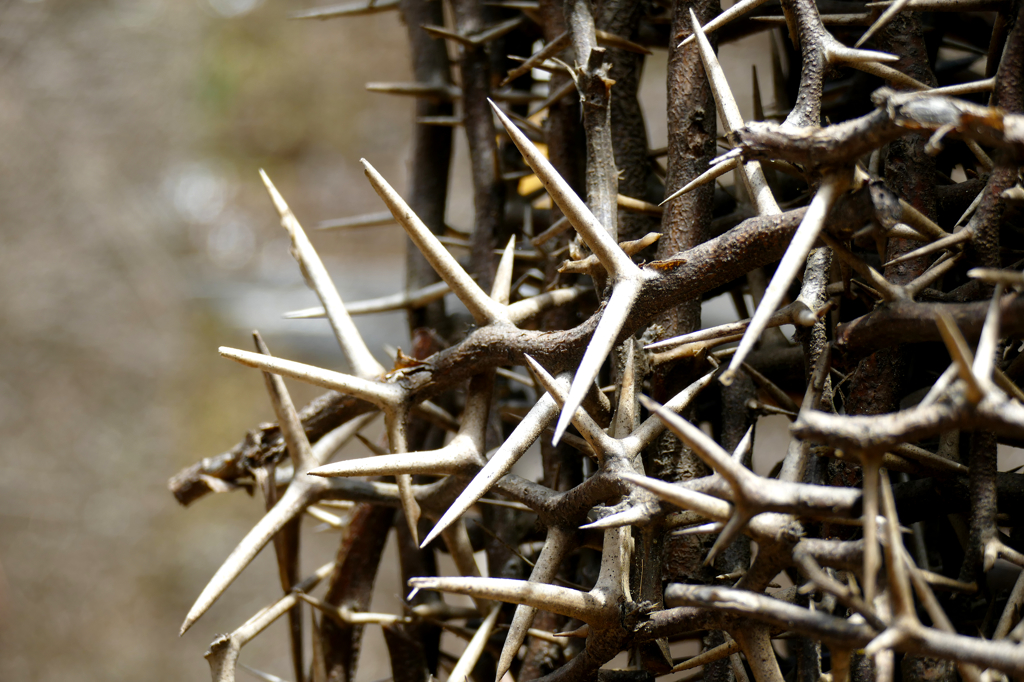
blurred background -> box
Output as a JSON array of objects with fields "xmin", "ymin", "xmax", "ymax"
[{"xmin": 0, "ymin": 1, "xmax": 423, "ymax": 679}]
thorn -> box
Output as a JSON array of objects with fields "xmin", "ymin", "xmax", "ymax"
[
  {"xmin": 678, "ymin": 0, "xmax": 772, "ymax": 47},
  {"xmin": 259, "ymin": 170, "xmax": 383, "ymax": 379},
  {"xmin": 722, "ymin": 174, "xmax": 845, "ymax": 384},
  {"xmin": 219, "ymin": 347, "xmax": 404, "ymax": 408},
  {"xmin": 855, "ymin": 0, "xmax": 912, "ymax": 46},
  {"xmin": 420, "ymin": 392, "xmax": 561, "ymax": 548},
  {"xmin": 489, "ymin": 100, "xmax": 640, "ymax": 279},
  {"xmin": 289, "ymin": 0, "xmax": 400, "ymax": 20},
  {"xmin": 884, "ymin": 227, "xmax": 971, "ymax": 267},
  {"xmin": 253, "ymin": 331, "xmax": 317, "ymax": 472},
  {"xmin": 660, "ymin": 156, "xmax": 740, "ymax": 206},
  {"xmin": 935, "ymin": 312, "xmax": 983, "ymax": 404},
  {"xmin": 361, "ymin": 159, "xmax": 509, "ymax": 325},
  {"xmin": 491, "ymin": 236, "xmax": 517, "ymax": 304},
  {"xmin": 552, "ymin": 277, "xmax": 643, "ymax": 445}
]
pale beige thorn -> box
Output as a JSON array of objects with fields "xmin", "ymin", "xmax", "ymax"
[
  {"xmin": 495, "ymin": 533, "xmax": 571, "ymax": 681},
  {"xmin": 965, "ymin": 139, "xmax": 994, "ymax": 171},
  {"xmin": 969, "ymin": 267, "xmax": 1024, "ymax": 287},
  {"xmin": 579, "ymin": 505, "xmax": 653, "ymax": 530},
  {"xmin": 672, "ymin": 637, "xmax": 741, "ymax": 672},
  {"xmin": 362, "ymin": 160, "xmax": 509, "ymax": 325},
  {"xmin": 936, "ymin": 312, "xmax": 983, "ymax": 403},
  {"xmin": 638, "ymin": 395, "xmax": 751, "ymax": 494},
  {"xmin": 527, "ymin": 77, "xmax": 575, "ymax": 117},
  {"xmin": 594, "ymin": 28, "xmax": 651, "ymax": 55},
  {"xmin": 316, "ymin": 210, "xmax": 395, "ymax": 230},
  {"xmin": 416, "ymin": 115, "xmax": 463, "ymax": 127},
  {"xmin": 553, "ymin": 277, "xmax": 644, "ymax": 445},
  {"xmin": 259, "ymin": 170, "xmax": 383, "ymax": 379},
  {"xmin": 972, "ymin": 283, "xmax": 1004, "ymax": 389},
  {"xmin": 661, "ymin": 155, "xmax": 740, "ymax": 206},
  {"xmin": 818, "ymin": 232, "xmax": 899, "ymax": 301},
  {"xmin": 885, "ymin": 227, "xmax": 972, "ymax": 267},
  {"xmin": 408, "ymin": 576, "xmax": 604, "ymax": 623},
  {"xmin": 722, "ymin": 175, "xmax": 845, "ymax": 385},
  {"xmin": 296, "ymin": 592, "xmax": 406, "ymax": 626},
  {"xmin": 524, "ymin": 629, "xmax": 571, "ymax": 645},
  {"xmin": 620, "ymin": 370, "xmax": 716, "ymax": 456},
  {"xmin": 491, "ymin": 236, "xmax": 516, "ymax": 305},
  {"xmin": 489, "ymin": 100, "xmax": 640, "ymax": 279},
  {"xmin": 308, "ymin": 443, "xmax": 475, "ymax": 478},
  {"xmin": 613, "ymin": 341, "xmax": 638, "ymax": 438},
  {"xmin": 204, "ymin": 562, "xmax": 335, "ymax": 681},
  {"xmin": 501, "ymin": 31, "xmax": 570, "ymax": 86},
  {"xmin": 645, "ymin": 300, "xmax": 812, "ymax": 351},
  {"xmin": 253, "ymin": 332, "xmax": 317, "ymax": 472},
  {"xmin": 181, "ymin": 481, "xmax": 322, "ymax": 635},
  {"xmin": 306, "ymin": 505, "xmax": 345, "ymax": 528},
  {"xmin": 420, "ymin": 392, "xmax": 561, "ymax": 548},
  {"xmin": 290, "ymin": 0, "xmax": 399, "ymax": 19},
  {"xmin": 447, "ymin": 606, "xmax": 501, "ymax": 682},
  {"xmin": 617, "ymin": 194, "xmax": 663, "ymax": 216},
  {"xmin": 366, "ymin": 82, "xmax": 461, "ymax": 99},
  {"xmin": 219, "ymin": 347, "xmax": 404, "ymax": 409},
  {"xmin": 239, "ymin": 663, "xmax": 291, "ymax": 682},
  {"xmin": 283, "ymin": 281, "xmax": 452, "ymax": 319},
  {"xmin": 524, "ymin": 355, "xmax": 617, "ymax": 455},
  {"xmin": 905, "ymin": 251, "xmax": 963, "ymax": 297},
  {"xmin": 530, "ymin": 215, "xmax": 570, "ymax": 247},
  {"xmin": 898, "ymin": 199, "xmax": 949, "ymax": 241},
  {"xmin": 619, "ymin": 471, "xmax": 731, "ymax": 521},
  {"xmin": 387, "ymin": 415, "xmax": 421, "ymax": 545},
  {"xmin": 674, "ymin": 522, "xmax": 725, "ymax": 536},
  {"xmin": 848, "ymin": 60, "xmax": 930, "ymax": 90},
  {"xmin": 689, "ymin": 9, "xmax": 780, "ymax": 216},
  {"xmin": 854, "ymin": 0, "xmax": 912, "ymax": 47},
  {"xmin": 678, "ymin": 0, "xmax": 771, "ymax": 47},
  {"xmin": 553, "ymin": 624, "xmax": 590, "ymax": 638},
  {"xmin": 704, "ymin": 512, "xmax": 751, "ymax": 566},
  {"xmin": 506, "ymin": 285, "xmax": 584, "ymax": 325},
  {"xmin": 928, "ymin": 77, "xmax": 995, "ymax": 97},
  {"xmin": 918, "ymin": 364, "xmax": 958, "ymax": 408}
]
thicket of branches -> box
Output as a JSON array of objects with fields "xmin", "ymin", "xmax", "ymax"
[{"xmin": 169, "ymin": 0, "xmax": 1024, "ymax": 680}]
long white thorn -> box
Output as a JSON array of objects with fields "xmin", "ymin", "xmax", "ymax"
[
  {"xmin": 678, "ymin": 0, "xmax": 771, "ymax": 47},
  {"xmin": 972, "ymin": 283, "xmax": 1004, "ymax": 390},
  {"xmin": 219, "ymin": 347, "xmax": 404, "ymax": 408},
  {"xmin": 448, "ymin": 606, "xmax": 501, "ymax": 682},
  {"xmin": 689, "ymin": 9, "xmax": 780, "ymax": 217},
  {"xmin": 936, "ymin": 312, "xmax": 983, "ymax": 404},
  {"xmin": 253, "ymin": 332, "xmax": 316, "ymax": 472},
  {"xmin": 181, "ymin": 481, "xmax": 318, "ymax": 635},
  {"xmin": 620, "ymin": 370, "xmax": 716, "ymax": 456},
  {"xmin": 854, "ymin": 0, "xmax": 912, "ymax": 47},
  {"xmin": 553, "ymin": 277, "xmax": 643, "ymax": 445},
  {"xmin": 722, "ymin": 175, "xmax": 845, "ymax": 385},
  {"xmin": 660, "ymin": 156, "xmax": 739, "ymax": 206},
  {"xmin": 283, "ymin": 281, "xmax": 452, "ymax": 319},
  {"xmin": 618, "ymin": 472, "xmax": 731, "ymax": 521},
  {"xmin": 491, "ymin": 235, "xmax": 516, "ymax": 305},
  {"xmin": 408, "ymin": 576, "xmax": 604, "ymax": 623},
  {"xmin": 638, "ymin": 395, "xmax": 751, "ymax": 495},
  {"xmin": 361, "ymin": 159, "xmax": 509, "ymax": 325},
  {"xmin": 496, "ymin": 531, "xmax": 572, "ymax": 681},
  {"xmin": 259, "ymin": 170, "xmax": 383, "ymax": 379},
  {"xmin": 525, "ymin": 355, "xmax": 617, "ymax": 454},
  {"xmin": 420, "ymin": 392, "xmax": 561, "ymax": 548},
  {"xmin": 489, "ymin": 100, "xmax": 640, "ymax": 279}
]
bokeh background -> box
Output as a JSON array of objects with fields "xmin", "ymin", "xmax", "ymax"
[{"xmin": 2, "ymin": 2, "xmax": 1017, "ymax": 681}]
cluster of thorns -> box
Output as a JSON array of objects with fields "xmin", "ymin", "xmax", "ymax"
[{"xmin": 169, "ymin": 0, "xmax": 1024, "ymax": 680}]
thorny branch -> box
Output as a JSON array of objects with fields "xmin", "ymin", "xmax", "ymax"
[{"xmin": 173, "ymin": 2, "xmax": 1024, "ymax": 682}]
